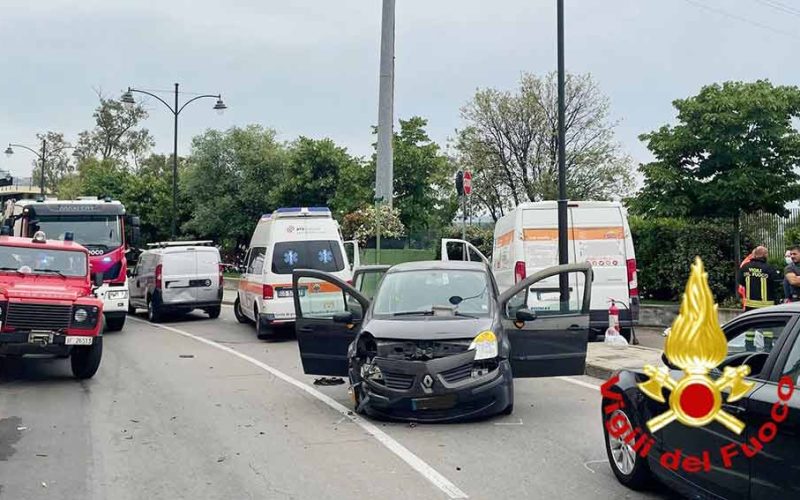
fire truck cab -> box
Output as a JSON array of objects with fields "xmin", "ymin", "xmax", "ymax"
[
  {"xmin": 0, "ymin": 230, "xmax": 105, "ymax": 379},
  {"xmin": 3, "ymin": 197, "xmax": 139, "ymax": 332}
]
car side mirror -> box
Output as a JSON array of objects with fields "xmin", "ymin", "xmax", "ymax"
[
  {"xmin": 515, "ymin": 308, "xmax": 537, "ymax": 322},
  {"xmin": 333, "ymin": 311, "xmax": 354, "ymax": 324},
  {"xmin": 92, "ymin": 272, "xmax": 104, "ymax": 288}
]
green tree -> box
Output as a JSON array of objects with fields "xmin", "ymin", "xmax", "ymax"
[
  {"xmin": 275, "ymin": 137, "xmax": 365, "ymax": 216},
  {"xmin": 631, "ymin": 80, "xmax": 800, "ymax": 265},
  {"xmin": 30, "ymin": 131, "xmax": 77, "ymax": 192},
  {"xmin": 456, "ymin": 72, "xmax": 634, "ymax": 220},
  {"xmin": 76, "ymin": 93, "xmax": 153, "ymax": 168},
  {"xmin": 371, "ymin": 117, "xmax": 456, "ymax": 235},
  {"xmin": 182, "ymin": 125, "xmax": 287, "ymax": 252}
]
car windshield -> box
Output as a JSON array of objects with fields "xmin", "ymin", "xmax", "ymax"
[
  {"xmin": 372, "ymin": 269, "xmax": 491, "ymax": 317},
  {"xmin": 0, "ymin": 245, "xmax": 88, "ymax": 277},
  {"xmin": 32, "ymin": 215, "xmax": 122, "ymax": 249}
]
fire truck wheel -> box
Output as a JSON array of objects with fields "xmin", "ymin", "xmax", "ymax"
[
  {"xmin": 147, "ymin": 299, "xmax": 162, "ymax": 323},
  {"xmin": 233, "ymin": 297, "xmax": 250, "ymax": 324},
  {"xmin": 105, "ymin": 315, "xmax": 126, "ymax": 332},
  {"xmin": 206, "ymin": 306, "xmax": 221, "ymax": 319},
  {"xmin": 71, "ymin": 338, "xmax": 103, "ymax": 379}
]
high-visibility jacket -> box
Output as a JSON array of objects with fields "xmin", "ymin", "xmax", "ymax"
[{"xmin": 738, "ymin": 258, "xmax": 781, "ymax": 309}]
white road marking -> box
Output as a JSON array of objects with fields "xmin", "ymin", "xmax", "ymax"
[
  {"xmin": 129, "ymin": 317, "xmax": 468, "ymax": 499},
  {"xmin": 557, "ymin": 376, "xmax": 601, "ymax": 392}
]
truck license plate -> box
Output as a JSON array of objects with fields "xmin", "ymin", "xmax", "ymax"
[{"xmin": 65, "ymin": 336, "xmax": 93, "ymax": 346}]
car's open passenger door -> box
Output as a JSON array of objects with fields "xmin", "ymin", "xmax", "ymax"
[
  {"xmin": 352, "ymin": 265, "xmax": 390, "ymax": 301},
  {"xmin": 292, "ymin": 269, "xmax": 370, "ymax": 376},
  {"xmin": 498, "ymin": 263, "xmax": 593, "ymax": 377},
  {"xmin": 343, "ymin": 240, "xmax": 360, "ymax": 271},
  {"xmin": 440, "ymin": 238, "xmax": 490, "ymax": 265}
]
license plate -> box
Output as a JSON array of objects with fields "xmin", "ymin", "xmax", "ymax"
[
  {"xmin": 411, "ymin": 394, "xmax": 457, "ymax": 411},
  {"xmin": 277, "ymin": 288, "xmax": 305, "ymax": 298},
  {"xmin": 65, "ymin": 336, "xmax": 93, "ymax": 346}
]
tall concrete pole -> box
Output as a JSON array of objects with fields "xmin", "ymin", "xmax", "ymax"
[{"xmin": 375, "ymin": 0, "xmax": 395, "ymax": 264}]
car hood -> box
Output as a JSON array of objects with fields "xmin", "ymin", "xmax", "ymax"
[
  {"xmin": 363, "ymin": 316, "xmax": 496, "ymax": 340},
  {"xmin": 0, "ymin": 283, "xmax": 82, "ymax": 302}
]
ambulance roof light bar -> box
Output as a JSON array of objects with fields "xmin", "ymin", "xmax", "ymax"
[{"xmin": 271, "ymin": 207, "xmax": 332, "ymax": 219}]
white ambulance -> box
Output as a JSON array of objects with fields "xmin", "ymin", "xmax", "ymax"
[
  {"xmin": 234, "ymin": 207, "xmax": 359, "ymax": 338},
  {"xmin": 443, "ymin": 201, "xmax": 638, "ymax": 341}
]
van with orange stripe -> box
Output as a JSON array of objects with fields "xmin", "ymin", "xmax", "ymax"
[
  {"xmin": 491, "ymin": 201, "xmax": 639, "ymax": 341},
  {"xmin": 233, "ymin": 207, "xmax": 358, "ymax": 338}
]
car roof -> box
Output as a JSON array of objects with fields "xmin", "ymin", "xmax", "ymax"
[
  {"xmin": 387, "ymin": 260, "xmax": 487, "ymax": 273},
  {"xmin": 0, "ymin": 235, "xmax": 88, "ymax": 253},
  {"xmin": 737, "ymin": 302, "xmax": 800, "ymax": 317}
]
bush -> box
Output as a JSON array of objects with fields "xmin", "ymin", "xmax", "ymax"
[
  {"xmin": 630, "ymin": 217, "xmax": 742, "ymax": 302},
  {"xmin": 341, "ymin": 205, "xmax": 406, "ymax": 246}
]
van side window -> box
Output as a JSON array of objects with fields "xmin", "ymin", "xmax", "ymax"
[{"xmin": 248, "ymin": 248, "xmax": 266, "ymax": 275}]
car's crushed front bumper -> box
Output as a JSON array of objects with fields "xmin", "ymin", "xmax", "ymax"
[{"xmin": 355, "ymin": 351, "xmax": 513, "ymax": 422}]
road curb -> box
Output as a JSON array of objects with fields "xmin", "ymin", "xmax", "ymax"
[{"xmin": 584, "ymin": 343, "xmax": 662, "ymax": 381}]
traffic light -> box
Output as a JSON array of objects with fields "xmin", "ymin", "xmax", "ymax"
[{"xmin": 455, "ymin": 170, "xmax": 464, "ymax": 196}]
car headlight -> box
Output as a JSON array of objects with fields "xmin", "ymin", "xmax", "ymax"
[
  {"xmin": 469, "ymin": 330, "xmax": 498, "ymax": 360},
  {"xmin": 74, "ymin": 308, "xmax": 88, "ymax": 323},
  {"xmin": 108, "ymin": 290, "xmax": 128, "ymax": 300}
]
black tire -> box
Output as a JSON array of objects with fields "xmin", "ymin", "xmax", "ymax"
[
  {"xmin": 620, "ymin": 328, "xmax": 632, "ymax": 343},
  {"xmin": 147, "ymin": 299, "xmax": 161, "ymax": 323},
  {"xmin": 105, "ymin": 315, "xmax": 126, "ymax": 332},
  {"xmin": 603, "ymin": 397, "xmax": 653, "ymax": 490},
  {"xmin": 71, "ymin": 337, "xmax": 103, "ymax": 379},
  {"xmin": 502, "ymin": 404, "xmax": 514, "ymax": 415},
  {"xmin": 127, "ymin": 303, "xmax": 136, "ymax": 315},
  {"xmin": 207, "ymin": 306, "xmax": 221, "ymax": 319},
  {"xmin": 233, "ymin": 297, "xmax": 250, "ymax": 324}
]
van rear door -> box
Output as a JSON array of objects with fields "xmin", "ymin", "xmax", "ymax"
[
  {"xmin": 194, "ymin": 248, "xmax": 220, "ymax": 304},
  {"xmin": 161, "ymin": 250, "xmax": 197, "ymax": 305},
  {"xmin": 569, "ymin": 205, "xmax": 629, "ymax": 319}
]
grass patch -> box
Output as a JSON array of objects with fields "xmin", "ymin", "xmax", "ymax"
[{"xmin": 360, "ymin": 248, "xmax": 436, "ymax": 266}]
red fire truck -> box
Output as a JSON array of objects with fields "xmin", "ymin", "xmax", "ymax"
[
  {"xmin": 0, "ymin": 230, "xmax": 105, "ymax": 378},
  {"xmin": 3, "ymin": 197, "xmax": 140, "ymax": 331}
]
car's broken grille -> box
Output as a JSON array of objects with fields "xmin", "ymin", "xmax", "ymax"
[
  {"xmin": 6, "ymin": 303, "xmax": 71, "ymax": 331},
  {"xmin": 440, "ymin": 363, "xmax": 473, "ymax": 383},
  {"xmin": 382, "ymin": 371, "xmax": 414, "ymax": 390}
]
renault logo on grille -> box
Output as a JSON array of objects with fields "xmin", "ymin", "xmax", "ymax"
[{"xmin": 422, "ymin": 374, "xmax": 434, "ymax": 389}]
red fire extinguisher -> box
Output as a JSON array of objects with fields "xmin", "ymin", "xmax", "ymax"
[{"xmin": 608, "ymin": 300, "xmax": 620, "ymax": 334}]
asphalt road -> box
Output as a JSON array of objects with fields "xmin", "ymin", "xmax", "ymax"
[{"xmin": 0, "ymin": 308, "xmax": 679, "ymax": 500}]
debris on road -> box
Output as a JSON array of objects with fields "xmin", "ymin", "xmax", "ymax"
[
  {"xmin": 179, "ymin": 354, "xmax": 195, "ymax": 359},
  {"xmin": 217, "ymin": 456, "xmax": 225, "ymax": 463},
  {"xmin": 36, "ymin": 454, "xmax": 47, "ymax": 457},
  {"xmin": 130, "ymin": 419, "xmax": 140, "ymax": 423},
  {"xmin": 16, "ymin": 426, "xmax": 27, "ymax": 431},
  {"xmin": 313, "ymin": 377, "xmax": 344, "ymax": 386}
]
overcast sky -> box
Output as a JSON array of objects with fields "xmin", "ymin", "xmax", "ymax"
[{"xmin": 2, "ymin": 0, "xmax": 799, "ymax": 180}]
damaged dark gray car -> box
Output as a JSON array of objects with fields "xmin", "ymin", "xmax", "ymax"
[{"xmin": 292, "ymin": 260, "xmax": 593, "ymax": 422}]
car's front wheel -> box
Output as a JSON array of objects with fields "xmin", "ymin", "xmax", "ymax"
[
  {"xmin": 71, "ymin": 337, "xmax": 103, "ymax": 379},
  {"xmin": 604, "ymin": 404, "xmax": 652, "ymax": 489},
  {"xmin": 233, "ymin": 297, "xmax": 250, "ymax": 324}
]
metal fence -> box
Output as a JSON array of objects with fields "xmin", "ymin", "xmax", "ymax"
[{"xmin": 742, "ymin": 209, "xmax": 800, "ymax": 252}]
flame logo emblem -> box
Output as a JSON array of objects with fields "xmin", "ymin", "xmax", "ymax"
[{"xmin": 637, "ymin": 257, "xmax": 754, "ymax": 434}]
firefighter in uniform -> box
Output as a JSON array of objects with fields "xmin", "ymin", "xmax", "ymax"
[{"xmin": 738, "ymin": 246, "xmax": 782, "ymax": 312}]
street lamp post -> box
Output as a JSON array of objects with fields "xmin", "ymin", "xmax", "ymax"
[
  {"xmin": 5, "ymin": 139, "xmax": 78, "ymax": 196},
  {"xmin": 121, "ymin": 83, "xmax": 226, "ymax": 239},
  {"xmin": 556, "ymin": 0, "xmax": 569, "ymax": 306}
]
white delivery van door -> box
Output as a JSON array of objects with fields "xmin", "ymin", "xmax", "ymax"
[
  {"xmin": 569, "ymin": 205, "xmax": 628, "ymax": 313},
  {"xmin": 195, "ymin": 248, "xmax": 220, "ymax": 303},
  {"xmin": 162, "ymin": 251, "xmax": 197, "ymax": 304}
]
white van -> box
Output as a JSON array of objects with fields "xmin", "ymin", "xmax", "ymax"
[
  {"xmin": 234, "ymin": 207, "xmax": 359, "ymax": 338},
  {"xmin": 128, "ymin": 241, "xmax": 223, "ymax": 322},
  {"xmin": 443, "ymin": 201, "xmax": 638, "ymax": 340}
]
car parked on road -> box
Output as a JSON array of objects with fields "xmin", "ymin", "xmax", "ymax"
[
  {"xmin": 603, "ymin": 304, "xmax": 800, "ymax": 499},
  {"xmin": 291, "ymin": 260, "xmax": 593, "ymax": 421},
  {"xmin": 0, "ymin": 230, "xmax": 105, "ymax": 378},
  {"xmin": 128, "ymin": 241, "xmax": 223, "ymax": 322}
]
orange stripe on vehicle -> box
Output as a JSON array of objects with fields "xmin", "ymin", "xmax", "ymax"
[
  {"xmin": 522, "ymin": 226, "xmax": 623, "ymax": 241},
  {"xmin": 573, "ymin": 227, "xmax": 624, "ymax": 240},
  {"xmin": 495, "ymin": 231, "xmax": 514, "ymax": 247}
]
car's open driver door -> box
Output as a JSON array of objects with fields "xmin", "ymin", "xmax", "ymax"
[
  {"xmin": 498, "ymin": 263, "xmax": 593, "ymax": 377},
  {"xmin": 292, "ymin": 269, "xmax": 369, "ymax": 376}
]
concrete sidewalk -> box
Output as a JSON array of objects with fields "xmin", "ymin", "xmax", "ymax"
[{"xmin": 222, "ymin": 289, "xmax": 661, "ymax": 379}]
